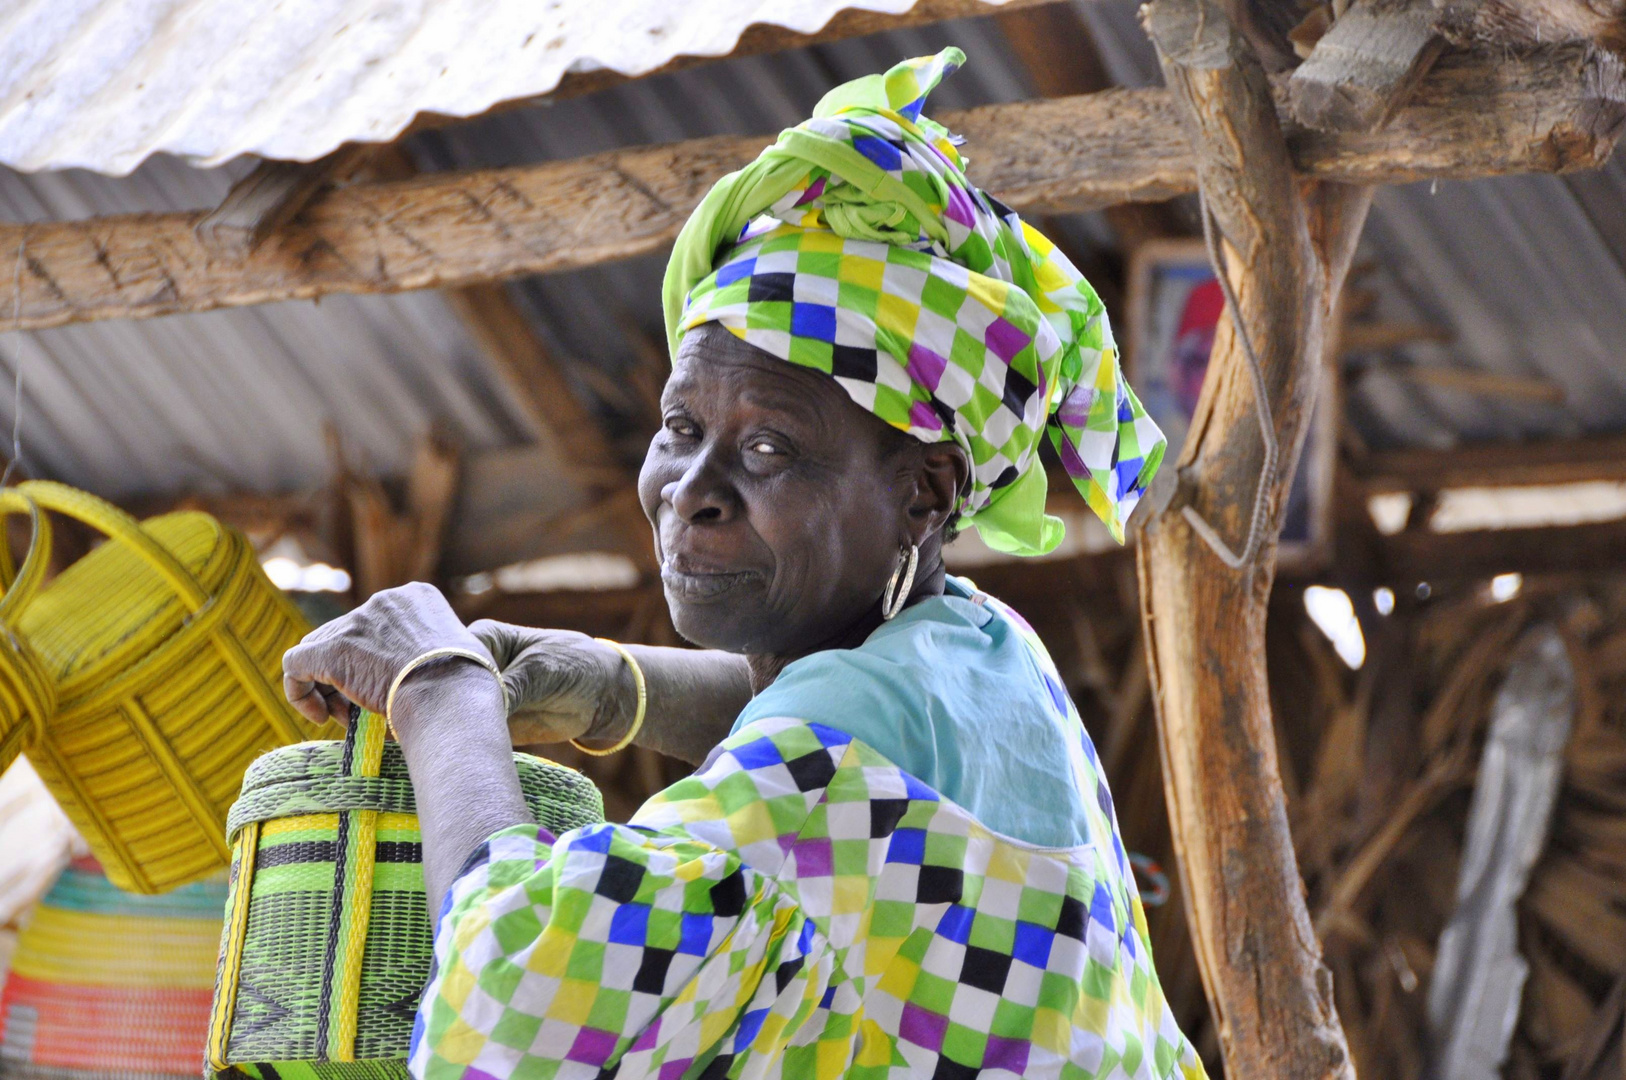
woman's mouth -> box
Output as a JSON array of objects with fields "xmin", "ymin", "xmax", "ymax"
[{"xmin": 660, "ymin": 558, "xmax": 762, "ymax": 602}]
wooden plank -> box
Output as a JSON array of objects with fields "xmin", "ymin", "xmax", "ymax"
[
  {"xmin": 1384, "ymin": 364, "xmax": 1568, "ymax": 403},
  {"xmin": 441, "ymin": 284, "xmax": 614, "ymax": 469},
  {"xmin": 1288, "ymin": 0, "xmax": 1447, "ymax": 132},
  {"xmin": 1377, "ymin": 516, "xmax": 1626, "ymax": 580},
  {"xmin": 1135, "ymin": 0, "xmax": 1365, "ymax": 1074},
  {"xmin": 441, "ymin": 283, "xmax": 659, "ymax": 573},
  {"xmin": 0, "ymin": 41, "xmax": 1619, "ymax": 333},
  {"xmin": 1354, "ymin": 434, "xmax": 1626, "ymax": 492},
  {"xmin": 194, "ymin": 147, "xmax": 368, "ymax": 259},
  {"xmin": 996, "ymin": 1, "xmax": 1191, "ymax": 253}
]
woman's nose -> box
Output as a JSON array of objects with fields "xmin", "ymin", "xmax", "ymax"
[{"xmin": 663, "ymin": 449, "xmax": 741, "ymax": 524}]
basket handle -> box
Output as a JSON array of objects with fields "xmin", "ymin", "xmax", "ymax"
[
  {"xmin": 16, "ymin": 480, "xmax": 210, "ymax": 613},
  {"xmin": 0, "ymin": 489, "xmax": 55, "ymax": 624}
]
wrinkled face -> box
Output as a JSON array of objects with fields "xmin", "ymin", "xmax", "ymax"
[{"xmin": 638, "ymin": 326, "xmax": 914, "ymax": 655}]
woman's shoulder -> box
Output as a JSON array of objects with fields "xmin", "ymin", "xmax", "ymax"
[
  {"xmin": 761, "ymin": 582, "xmax": 1006, "ymax": 696},
  {"xmin": 734, "ymin": 579, "xmax": 1055, "ymax": 738}
]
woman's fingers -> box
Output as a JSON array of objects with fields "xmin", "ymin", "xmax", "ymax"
[
  {"xmin": 282, "ymin": 673, "xmax": 352, "ymax": 727},
  {"xmin": 281, "ymin": 634, "xmax": 386, "ymax": 717},
  {"xmin": 281, "ymin": 583, "xmax": 490, "ymax": 725},
  {"xmin": 468, "ymin": 620, "xmax": 525, "ymax": 669}
]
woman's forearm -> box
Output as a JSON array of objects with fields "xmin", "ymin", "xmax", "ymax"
[
  {"xmin": 393, "ymin": 664, "xmax": 534, "ymax": 914},
  {"xmin": 548, "ymin": 646, "xmax": 752, "ymax": 766}
]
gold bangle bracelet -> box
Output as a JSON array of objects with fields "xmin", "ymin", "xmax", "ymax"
[
  {"xmin": 572, "ymin": 638, "xmax": 647, "ymax": 756},
  {"xmin": 384, "ymin": 646, "xmax": 506, "ymax": 735}
]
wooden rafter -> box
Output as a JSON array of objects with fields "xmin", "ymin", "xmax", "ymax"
[
  {"xmin": 1354, "ymin": 433, "xmax": 1626, "ymax": 492},
  {"xmin": 1375, "ymin": 516, "xmax": 1626, "ymax": 581},
  {"xmin": 996, "ymin": 2, "xmax": 1190, "ymax": 254},
  {"xmin": 1, "ymin": 42, "xmax": 1619, "ymax": 333},
  {"xmin": 440, "ymin": 284, "xmax": 659, "ymax": 573},
  {"xmin": 1135, "ymin": 0, "xmax": 1371, "ymax": 1073}
]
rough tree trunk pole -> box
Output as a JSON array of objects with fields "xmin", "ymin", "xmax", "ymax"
[{"xmin": 1135, "ymin": 0, "xmax": 1372, "ymax": 1076}]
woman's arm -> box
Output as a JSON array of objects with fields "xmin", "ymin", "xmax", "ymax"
[
  {"xmin": 281, "ymin": 584, "xmax": 536, "ymax": 914},
  {"xmin": 390, "ymin": 662, "xmax": 532, "ymax": 912},
  {"xmin": 471, "ymin": 623, "xmax": 752, "ymax": 765}
]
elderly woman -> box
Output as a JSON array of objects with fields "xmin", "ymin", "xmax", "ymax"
[{"xmin": 284, "ymin": 50, "xmax": 1200, "ymax": 1080}]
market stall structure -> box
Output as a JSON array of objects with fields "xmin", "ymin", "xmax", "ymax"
[{"xmin": 0, "ymin": 0, "xmax": 1624, "ymax": 1076}]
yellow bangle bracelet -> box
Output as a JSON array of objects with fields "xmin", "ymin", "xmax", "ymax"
[
  {"xmin": 384, "ymin": 646, "xmax": 506, "ymax": 735},
  {"xmin": 572, "ymin": 638, "xmax": 647, "ymax": 756}
]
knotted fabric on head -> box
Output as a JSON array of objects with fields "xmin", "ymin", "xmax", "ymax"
[{"xmin": 663, "ymin": 49, "xmax": 1165, "ymax": 555}]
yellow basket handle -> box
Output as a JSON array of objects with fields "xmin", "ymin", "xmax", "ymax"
[
  {"xmin": 15, "ymin": 481, "xmax": 211, "ymax": 613},
  {"xmin": 0, "ymin": 489, "xmax": 55, "ymax": 624}
]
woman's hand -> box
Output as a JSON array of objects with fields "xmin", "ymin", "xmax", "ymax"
[
  {"xmin": 467, "ymin": 622, "xmax": 637, "ymax": 746},
  {"xmin": 282, "ymin": 582, "xmax": 497, "ymax": 728}
]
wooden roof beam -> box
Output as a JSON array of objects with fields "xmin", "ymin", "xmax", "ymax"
[
  {"xmin": 0, "ymin": 42, "xmax": 1620, "ymax": 334},
  {"xmin": 1376, "ymin": 517, "xmax": 1626, "ymax": 582},
  {"xmin": 1354, "ymin": 433, "xmax": 1626, "ymax": 492},
  {"xmin": 194, "ymin": 146, "xmax": 371, "ymax": 259}
]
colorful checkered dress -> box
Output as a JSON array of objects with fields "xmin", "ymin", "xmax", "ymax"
[
  {"xmin": 665, "ymin": 49, "xmax": 1166, "ymax": 556},
  {"xmin": 410, "ymin": 599, "xmax": 1203, "ymax": 1080}
]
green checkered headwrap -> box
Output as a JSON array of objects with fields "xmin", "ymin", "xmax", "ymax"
[{"xmin": 664, "ymin": 49, "xmax": 1166, "ymax": 555}]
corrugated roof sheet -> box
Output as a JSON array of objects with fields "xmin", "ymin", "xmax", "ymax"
[
  {"xmin": 0, "ymin": 153, "xmax": 539, "ymax": 496},
  {"xmin": 1349, "ymin": 161, "xmax": 1626, "ymax": 450},
  {"xmin": 0, "ymin": 0, "xmax": 1022, "ymax": 175},
  {"xmin": 0, "ymin": 0, "xmax": 1620, "ymax": 552}
]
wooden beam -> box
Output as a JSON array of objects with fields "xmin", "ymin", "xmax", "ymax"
[
  {"xmin": 442, "ymin": 284, "xmax": 658, "ymax": 573},
  {"xmin": 1, "ymin": 42, "xmax": 1619, "ymax": 333},
  {"xmin": 1135, "ymin": 0, "xmax": 1365, "ymax": 1074},
  {"xmin": 1354, "ymin": 433, "xmax": 1626, "ymax": 492},
  {"xmin": 1376, "ymin": 517, "xmax": 1626, "ymax": 581},
  {"xmin": 1288, "ymin": 0, "xmax": 1447, "ymax": 132},
  {"xmin": 441, "ymin": 284, "xmax": 615, "ymax": 468},
  {"xmin": 996, "ymin": 1, "xmax": 1191, "ymax": 253},
  {"xmin": 1339, "ymin": 318, "xmax": 1452, "ymax": 351},
  {"xmin": 1380, "ymin": 364, "xmax": 1568, "ymax": 403},
  {"xmin": 194, "ymin": 147, "xmax": 368, "ymax": 259}
]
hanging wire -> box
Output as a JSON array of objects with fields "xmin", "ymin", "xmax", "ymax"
[
  {"xmin": 0, "ymin": 235, "xmax": 25, "ymax": 489},
  {"xmin": 1179, "ymin": 188, "xmax": 1278, "ymax": 570}
]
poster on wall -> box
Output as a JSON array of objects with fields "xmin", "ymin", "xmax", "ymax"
[{"xmin": 1124, "ymin": 239, "xmax": 1337, "ymax": 573}]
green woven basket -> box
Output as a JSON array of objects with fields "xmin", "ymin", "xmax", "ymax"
[{"xmin": 207, "ymin": 710, "xmax": 604, "ymax": 1079}]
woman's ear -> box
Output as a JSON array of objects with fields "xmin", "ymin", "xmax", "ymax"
[{"xmin": 906, "ymin": 443, "xmax": 970, "ymax": 543}]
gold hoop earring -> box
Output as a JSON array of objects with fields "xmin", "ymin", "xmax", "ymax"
[{"xmin": 881, "ymin": 544, "xmax": 919, "ymax": 621}]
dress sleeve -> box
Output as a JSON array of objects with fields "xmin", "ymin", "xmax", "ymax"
[{"xmin": 407, "ymin": 724, "xmax": 843, "ymax": 1080}]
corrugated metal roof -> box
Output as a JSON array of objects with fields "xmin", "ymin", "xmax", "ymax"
[
  {"xmin": 0, "ymin": 0, "xmax": 1620, "ymax": 559},
  {"xmin": 0, "ymin": 0, "xmax": 1023, "ymax": 176},
  {"xmin": 0, "ymin": 153, "xmax": 539, "ymax": 496},
  {"xmin": 1348, "ymin": 160, "xmax": 1626, "ymax": 450}
]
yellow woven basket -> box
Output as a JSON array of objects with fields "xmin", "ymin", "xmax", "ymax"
[{"xmin": 0, "ymin": 481, "xmax": 340, "ymax": 895}]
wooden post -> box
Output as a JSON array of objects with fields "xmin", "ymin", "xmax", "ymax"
[{"xmin": 1135, "ymin": 0, "xmax": 1371, "ymax": 1075}]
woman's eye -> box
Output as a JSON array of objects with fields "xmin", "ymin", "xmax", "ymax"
[
  {"xmin": 664, "ymin": 417, "xmax": 699, "ymax": 438},
  {"xmin": 748, "ymin": 439, "xmax": 782, "ymax": 456}
]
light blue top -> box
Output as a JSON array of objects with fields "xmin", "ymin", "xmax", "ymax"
[{"xmin": 731, "ymin": 577, "xmax": 1100, "ymax": 849}]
